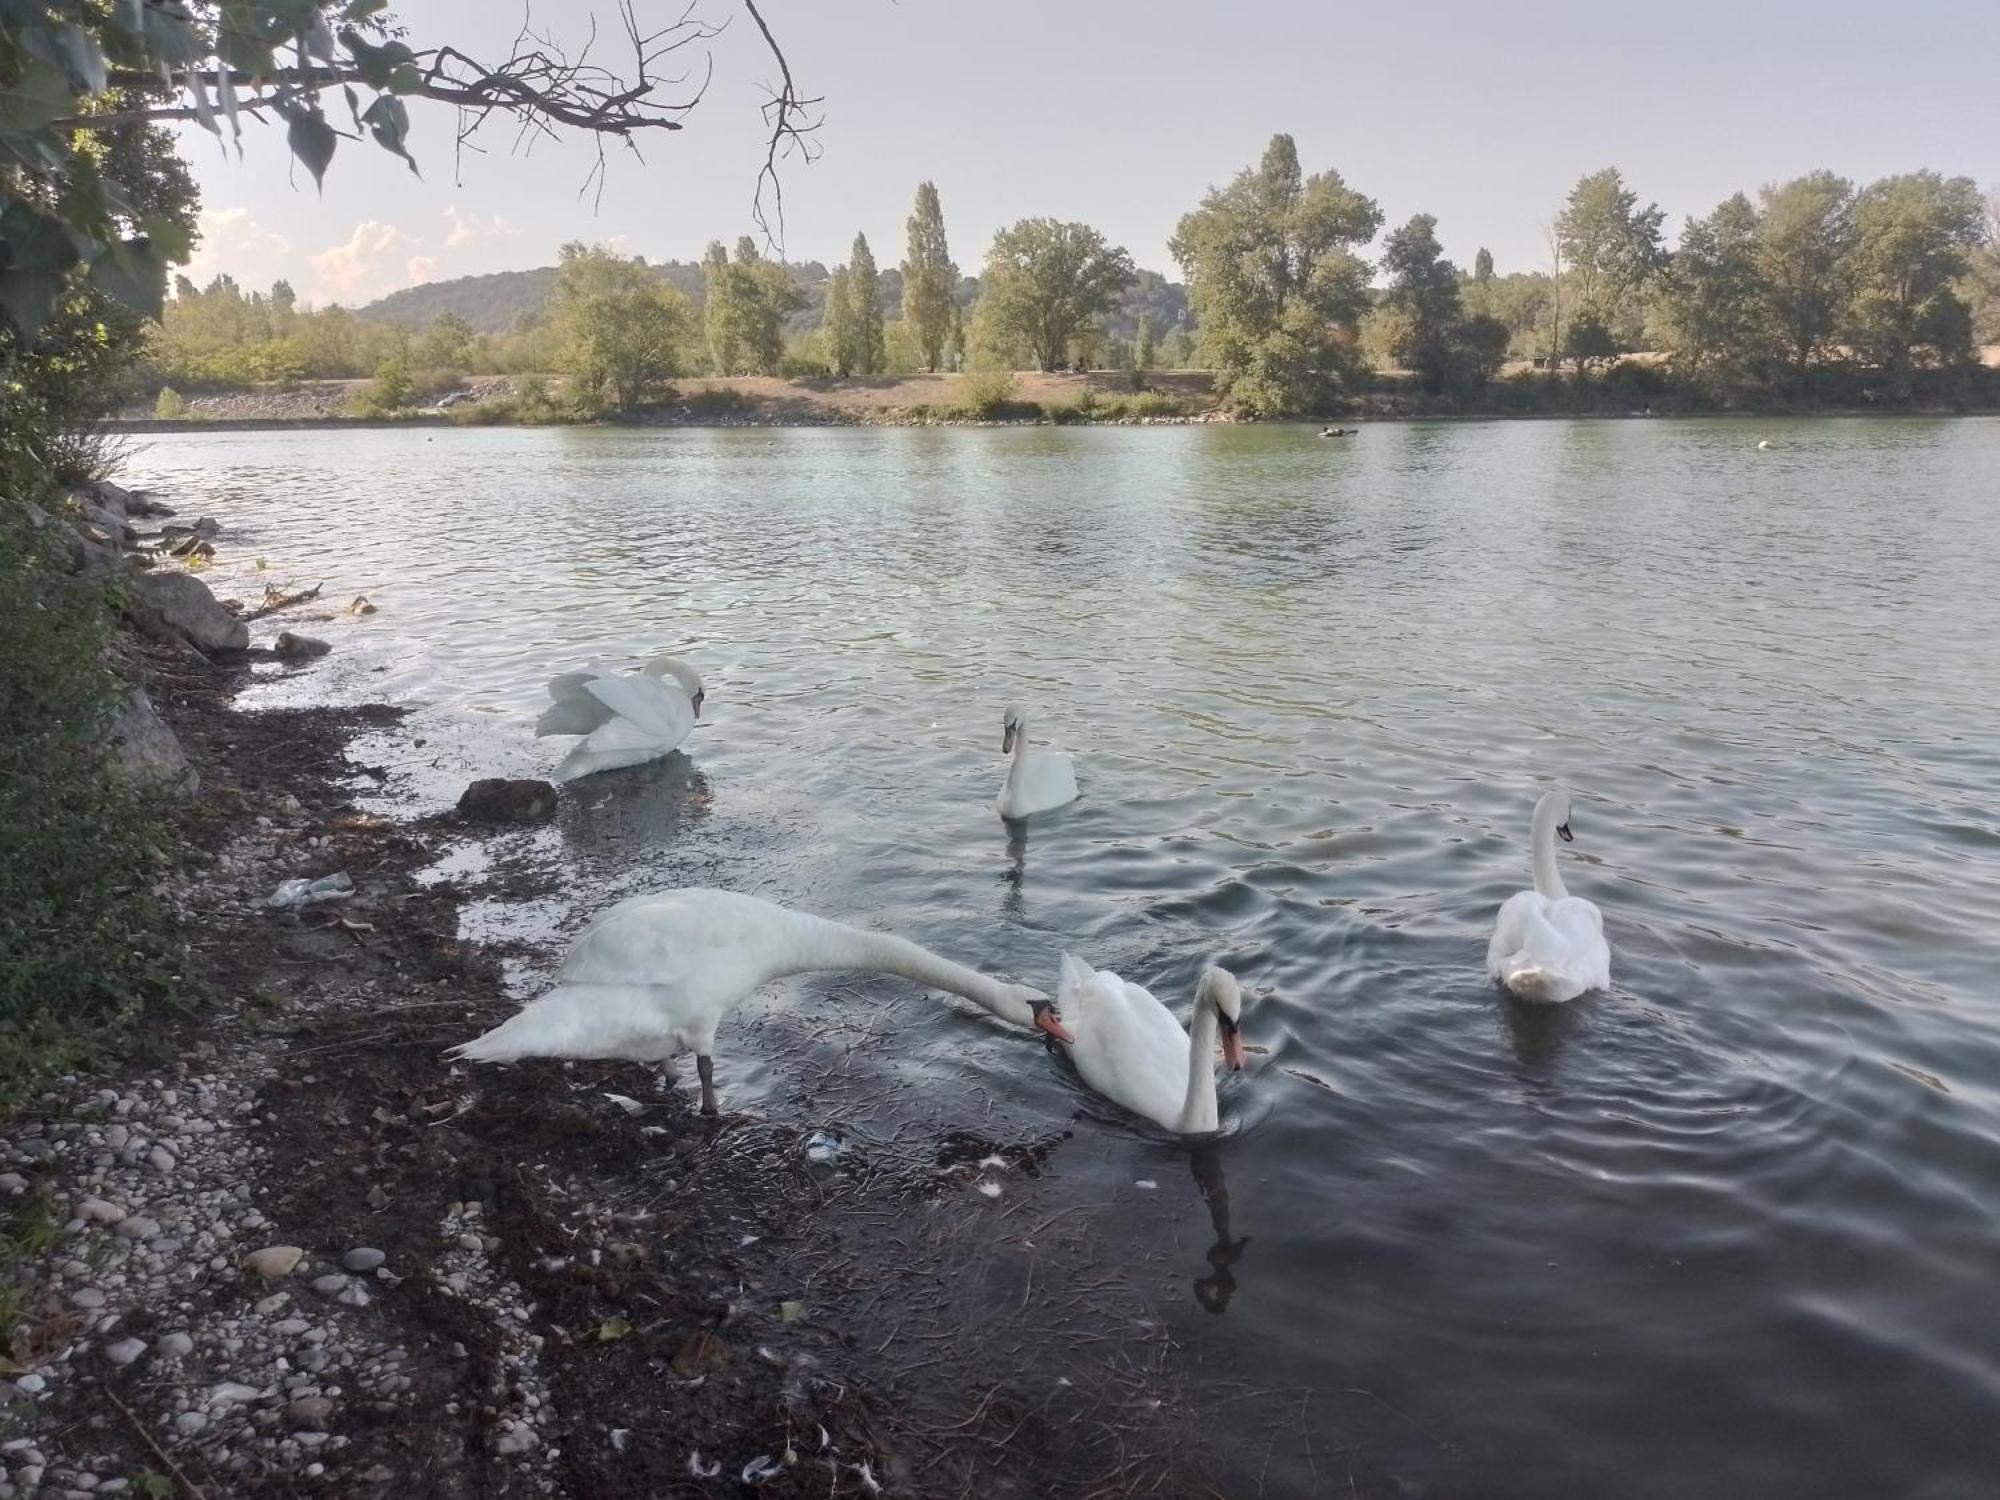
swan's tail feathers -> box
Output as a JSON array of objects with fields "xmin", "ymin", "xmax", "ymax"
[
  {"xmin": 446, "ymin": 983, "xmax": 671, "ymax": 1064},
  {"xmin": 1497, "ymin": 959, "xmax": 1581, "ymax": 1005}
]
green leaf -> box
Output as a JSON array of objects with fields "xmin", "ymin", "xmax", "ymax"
[
  {"xmin": 360, "ymin": 93, "xmax": 418, "ymax": 175},
  {"xmin": 284, "ymin": 107, "xmax": 337, "ymax": 190},
  {"xmin": 595, "ymin": 1317, "xmax": 633, "ymax": 1341},
  {"xmin": 141, "ymin": 215, "xmax": 194, "ymax": 266},
  {"xmin": 0, "ymin": 198, "xmax": 86, "ymax": 336},
  {"xmin": 387, "ymin": 63, "xmax": 424, "ymax": 95},
  {"xmin": 343, "ymin": 0, "xmax": 391, "ymax": 18},
  {"xmin": 22, "ymin": 22, "xmax": 109, "ymax": 95},
  {"xmin": 87, "ymin": 238, "xmax": 167, "ymax": 321},
  {"xmin": 0, "ymin": 59, "xmax": 79, "ymax": 139},
  {"xmin": 340, "ymin": 30, "xmax": 416, "ymax": 90}
]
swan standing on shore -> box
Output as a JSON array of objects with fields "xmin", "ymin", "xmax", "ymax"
[
  {"xmin": 1055, "ymin": 956, "xmax": 1246, "ymax": 1134},
  {"xmin": 538, "ymin": 654, "xmax": 704, "ymax": 783},
  {"xmin": 447, "ymin": 888, "xmax": 1071, "ymax": 1115},
  {"xmin": 997, "ymin": 706, "xmax": 1079, "ymax": 820},
  {"xmin": 1486, "ymin": 789, "xmax": 1610, "ymax": 1003}
]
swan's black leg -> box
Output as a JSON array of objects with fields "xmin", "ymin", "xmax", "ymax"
[{"xmin": 696, "ymin": 1054, "xmax": 718, "ymax": 1117}]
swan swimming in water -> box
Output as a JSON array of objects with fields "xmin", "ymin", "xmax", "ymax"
[
  {"xmin": 1486, "ymin": 789, "xmax": 1611, "ymax": 1003},
  {"xmin": 1055, "ymin": 956, "xmax": 1246, "ymax": 1134},
  {"xmin": 447, "ymin": 888, "xmax": 1069, "ymax": 1115},
  {"xmin": 997, "ymin": 706, "xmax": 1079, "ymax": 820},
  {"xmin": 537, "ymin": 654, "xmax": 704, "ymax": 783}
]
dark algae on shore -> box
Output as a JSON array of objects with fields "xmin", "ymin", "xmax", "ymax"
[{"xmin": 4, "ymin": 650, "xmax": 1280, "ymax": 1498}]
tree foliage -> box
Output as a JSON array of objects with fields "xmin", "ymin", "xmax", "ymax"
[
  {"xmin": 1171, "ymin": 133, "xmax": 1382, "ymax": 415},
  {"xmin": 1653, "ymin": 193, "xmax": 1773, "ymax": 398},
  {"xmin": 549, "ymin": 242, "xmax": 692, "ymax": 413},
  {"xmin": 1554, "ymin": 167, "xmax": 1666, "ymax": 352},
  {"xmin": 1841, "ymin": 171, "xmax": 1984, "ymax": 390},
  {"xmin": 847, "ymin": 232, "xmax": 885, "ymax": 376},
  {"xmin": 976, "ymin": 218, "xmax": 1135, "ymax": 372},
  {"xmin": 1756, "ymin": 171, "xmax": 1857, "ymax": 379},
  {"xmin": 901, "ymin": 182, "xmax": 956, "ymax": 373}
]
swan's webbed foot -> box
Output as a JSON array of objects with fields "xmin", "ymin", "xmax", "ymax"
[{"xmin": 697, "ymin": 1054, "xmax": 718, "ymax": 1118}]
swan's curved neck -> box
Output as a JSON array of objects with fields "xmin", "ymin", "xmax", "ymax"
[
  {"xmin": 776, "ymin": 915, "xmax": 1033, "ymax": 1028},
  {"xmin": 1530, "ymin": 802, "xmax": 1568, "ymax": 900},
  {"xmin": 1173, "ymin": 990, "xmax": 1221, "ymax": 1135}
]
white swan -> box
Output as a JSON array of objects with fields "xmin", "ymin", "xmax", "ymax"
[
  {"xmin": 447, "ymin": 888, "xmax": 1070, "ymax": 1115},
  {"xmin": 1055, "ymin": 955, "xmax": 1246, "ymax": 1134},
  {"xmin": 997, "ymin": 706, "xmax": 1079, "ymax": 820},
  {"xmin": 537, "ymin": 654, "xmax": 704, "ymax": 783},
  {"xmin": 1486, "ymin": 789, "xmax": 1610, "ymax": 1003}
]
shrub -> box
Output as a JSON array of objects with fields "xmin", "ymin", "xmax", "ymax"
[
  {"xmin": 0, "ymin": 490, "xmax": 173, "ymax": 1108},
  {"xmin": 955, "ymin": 369, "xmax": 1021, "ymax": 419},
  {"xmin": 153, "ymin": 386, "xmax": 189, "ymax": 419},
  {"xmin": 680, "ymin": 386, "xmax": 752, "ymax": 417}
]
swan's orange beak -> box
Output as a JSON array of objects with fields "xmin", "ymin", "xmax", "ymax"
[
  {"xmin": 1031, "ymin": 1001, "xmax": 1074, "ymax": 1046},
  {"xmin": 1220, "ymin": 1021, "xmax": 1245, "ymax": 1072}
]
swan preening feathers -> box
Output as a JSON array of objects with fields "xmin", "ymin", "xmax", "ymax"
[
  {"xmin": 1486, "ymin": 789, "xmax": 1611, "ymax": 1003},
  {"xmin": 447, "ymin": 888, "xmax": 1069, "ymax": 1115},
  {"xmin": 997, "ymin": 706, "xmax": 1080, "ymax": 820},
  {"xmin": 1056, "ymin": 956, "xmax": 1246, "ymax": 1134},
  {"xmin": 537, "ymin": 654, "xmax": 704, "ymax": 783}
]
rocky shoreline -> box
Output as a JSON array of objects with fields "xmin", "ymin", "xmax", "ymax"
[{"xmin": 0, "ymin": 486, "xmax": 1223, "ymax": 1498}]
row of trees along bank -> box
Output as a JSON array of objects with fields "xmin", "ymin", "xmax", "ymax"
[{"xmin": 144, "ymin": 138, "xmax": 2000, "ymax": 419}]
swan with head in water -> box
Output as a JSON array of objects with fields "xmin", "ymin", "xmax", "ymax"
[
  {"xmin": 997, "ymin": 706, "xmax": 1079, "ymax": 820},
  {"xmin": 1055, "ymin": 956, "xmax": 1246, "ymax": 1134},
  {"xmin": 537, "ymin": 654, "xmax": 704, "ymax": 783},
  {"xmin": 1486, "ymin": 789, "xmax": 1610, "ymax": 1003},
  {"xmin": 447, "ymin": 888, "xmax": 1070, "ymax": 1115}
]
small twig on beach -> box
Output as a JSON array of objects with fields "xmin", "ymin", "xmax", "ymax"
[{"xmin": 107, "ymin": 1387, "xmax": 209, "ymax": 1499}]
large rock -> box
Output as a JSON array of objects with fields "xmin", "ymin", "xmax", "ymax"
[
  {"xmin": 126, "ymin": 570, "xmax": 249, "ymax": 656},
  {"xmin": 104, "ymin": 687, "xmax": 198, "ymax": 794},
  {"xmin": 457, "ymin": 778, "xmax": 559, "ymax": 823}
]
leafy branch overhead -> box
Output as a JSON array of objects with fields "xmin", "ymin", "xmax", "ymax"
[{"xmin": 0, "ymin": 1, "xmax": 817, "ymax": 338}]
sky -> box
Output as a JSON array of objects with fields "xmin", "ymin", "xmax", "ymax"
[{"xmin": 179, "ymin": 0, "xmax": 2000, "ymax": 307}]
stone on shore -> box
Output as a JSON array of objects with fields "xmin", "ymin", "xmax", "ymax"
[
  {"xmin": 104, "ymin": 686, "xmax": 199, "ymax": 794},
  {"xmin": 274, "ymin": 631, "xmax": 332, "ymax": 660},
  {"xmin": 242, "ymin": 1246, "xmax": 304, "ymax": 1279},
  {"xmin": 456, "ymin": 778, "xmax": 559, "ymax": 823},
  {"xmin": 126, "ymin": 569, "xmax": 250, "ymax": 656}
]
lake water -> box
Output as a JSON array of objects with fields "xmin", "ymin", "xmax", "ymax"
[{"xmin": 130, "ymin": 418, "xmax": 2000, "ymax": 1497}]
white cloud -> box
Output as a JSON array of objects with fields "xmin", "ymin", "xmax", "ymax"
[
  {"xmin": 406, "ymin": 255, "xmax": 440, "ymax": 284},
  {"xmin": 307, "ymin": 220, "xmax": 424, "ymax": 304},
  {"xmin": 442, "ymin": 206, "xmax": 520, "ymax": 249},
  {"xmin": 182, "ymin": 207, "xmax": 291, "ymax": 291}
]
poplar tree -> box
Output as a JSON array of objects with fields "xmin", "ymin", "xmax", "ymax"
[{"xmin": 902, "ymin": 181, "xmax": 957, "ymax": 372}]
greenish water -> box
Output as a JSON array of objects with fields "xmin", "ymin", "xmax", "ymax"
[{"xmin": 134, "ymin": 417, "xmax": 2000, "ymax": 1496}]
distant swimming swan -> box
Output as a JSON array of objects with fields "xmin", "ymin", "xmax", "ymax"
[
  {"xmin": 997, "ymin": 706, "xmax": 1079, "ymax": 820},
  {"xmin": 448, "ymin": 888, "xmax": 1069, "ymax": 1115},
  {"xmin": 1056, "ymin": 956, "xmax": 1246, "ymax": 1134},
  {"xmin": 1486, "ymin": 789, "xmax": 1611, "ymax": 1003},
  {"xmin": 537, "ymin": 654, "xmax": 703, "ymax": 783}
]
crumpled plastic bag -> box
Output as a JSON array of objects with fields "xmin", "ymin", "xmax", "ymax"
[{"xmin": 267, "ymin": 871, "xmax": 354, "ymax": 910}]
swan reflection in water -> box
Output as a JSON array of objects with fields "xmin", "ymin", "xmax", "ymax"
[
  {"xmin": 998, "ymin": 818, "xmax": 1030, "ymax": 920},
  {"xmin": 1189, "ymin": 1142, "xmax": 1251, "ymax": 1315},
  {"xmin": 557, "ymin": 751, "xmax": 714, "ymax": 869},
  {"xmin": 1496, "ymin": 987, "xmax": 1595, "ymax": 1070}
]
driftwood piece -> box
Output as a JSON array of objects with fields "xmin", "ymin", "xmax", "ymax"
[{"xmin": 244, "ymin": 581, "xmax": 324, "ymax": 622}]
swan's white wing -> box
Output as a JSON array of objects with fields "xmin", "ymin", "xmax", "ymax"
[
  {"xmin": 536, "ymin": 670, "xmax": 615, "ymax": 737},
  {"xmin": 583, "ymin": 672, "xmax": 696, "ymax": 745},
  {"xmin": 999, "ymin": 750, "xmax": 1080, "ymax": 819},
  {"xmin": 1061, "ymin": 959, "xmax": 1194, "ymax": 1128}
]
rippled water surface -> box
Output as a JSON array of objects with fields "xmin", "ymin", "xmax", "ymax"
[{"xmin": 133, "ymin": 419, "xmax": 2000, "ymax": 1496}]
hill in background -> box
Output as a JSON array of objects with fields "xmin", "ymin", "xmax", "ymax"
[{"xmin": 358, "ymin": 260, "xmax": 1187, "ymax": 343}]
